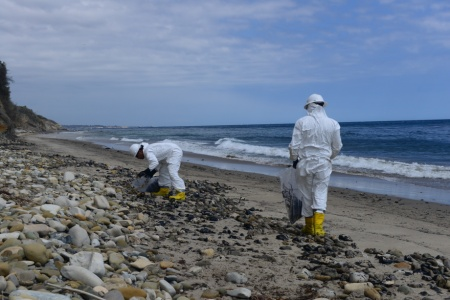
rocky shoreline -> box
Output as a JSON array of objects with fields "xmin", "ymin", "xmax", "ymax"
[{"xmin": 0, "ymin": 136, "xmax": 449, "ymax": 299}]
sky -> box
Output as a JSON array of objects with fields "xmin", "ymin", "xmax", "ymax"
[{"xmin": 1, "ymin": 0, "xmax": 450, "ymax": 127}]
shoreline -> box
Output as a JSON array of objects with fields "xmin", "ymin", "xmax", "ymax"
[
  {"xmin": 184, "ymin": 152, "xmax": 450, "ymax": 205},
  {"xmin": 22, "ymin": 133, "xmax": 450, "ymax": 258},
  {"xmin": 32, "ymin": 132, "xmax": 450, "ymax": 205}
]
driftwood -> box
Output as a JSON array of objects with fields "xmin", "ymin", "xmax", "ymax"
[{"xmin": 45, "ymin": 283, "xmax": 105, "ymax": 300}]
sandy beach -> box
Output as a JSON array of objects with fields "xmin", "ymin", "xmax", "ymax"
[{"xmin": 8, "ymin": 134, "xmax": 450, "ymax": 299}]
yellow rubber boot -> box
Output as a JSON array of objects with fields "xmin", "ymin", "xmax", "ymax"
[
  {"xmin": 313, "ymin": 212, "xmax": 326, "ymax": 236},
  {"xmin": 302, "ymin": 217, "xmax": 314, "ymax": 235},
  {"xmin": 152, "ymin": 187, "xmax": 170, "ymax": 197},
  {"xmin": 169, "ymin": 190, "xmax": 186, "ymax": 201}
]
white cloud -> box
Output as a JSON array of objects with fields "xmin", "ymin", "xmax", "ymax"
[
  {"xmin": 1, "ymin": 0, "xmax": 449, "ymax": 125},
  {"xmin": 0, "ymin": 0, "xmax": 326, "ymax": 86}
]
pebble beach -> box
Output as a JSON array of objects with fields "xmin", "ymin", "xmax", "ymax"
[{"xmin": 0, "ymin": 134, "xmax": 449, "ymax": 300}]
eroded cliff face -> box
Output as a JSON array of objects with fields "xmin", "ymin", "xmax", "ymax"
[
  {"xmin": 0, "ymin": 61, "xmax": 62, "ymax": 138},
  {"xmin": 0, "ymin": 100, "xmax": 62, "ymax": 138},
  {"xmin": 14, "ymin": 105, "xmax": 62, "ymax": 132}
]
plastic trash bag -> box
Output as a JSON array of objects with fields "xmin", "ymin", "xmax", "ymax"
[
  {"xmin": 279, "ymin": 167, "xmax": 303, "ymax": 224},
  {"xmin": 132, "ymin": 176, "xmax": 160, "ymax": 193}
]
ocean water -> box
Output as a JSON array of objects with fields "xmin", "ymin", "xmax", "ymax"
[{"xmin": 49, "ymin": 119, "xmax": 450, "ymax": 205}]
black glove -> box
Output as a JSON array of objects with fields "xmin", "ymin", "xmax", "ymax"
[
  {"xmin": 292, "ymin": 159, "xmax": 299, "ymax": 169},
  {"xmin": 138, "ymin": 168, "xmax": 157, "ymax": 178}
]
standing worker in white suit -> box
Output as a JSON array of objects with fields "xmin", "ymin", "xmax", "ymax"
[
  {"xmin": 289, "ymin": 94, "xmax": 342, "ymax": 236},
  {"xmin": 130, "ymin": 142, "xmax": 186, "ymax": 201}
]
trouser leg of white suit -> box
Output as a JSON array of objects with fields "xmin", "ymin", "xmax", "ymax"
[
  {"xmin": 167, "ymin": 162, "xmax": 185, "ymax": 190},
  {"xmin": 158, "ymin": 162, "xmax": 171, "ymax": 187},
  {"xmin": 158, "ymin": 161, "xmax": 186, "ymax": 191},
  {"xmin": 298, "ymin": 172, "xmax": 330, "ymax": 217},
  {"xmin": 311, "ymin": 173, "xmax": 330, "ymax": 212},
  {"xmin": 166, "ymin": 149, "xmax": 186, "ymax": 191}
]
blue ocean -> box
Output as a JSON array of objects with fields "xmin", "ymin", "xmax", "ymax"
[{"xmin": 51, "ymin": 119, "xmax": 450, "ymax": 205}]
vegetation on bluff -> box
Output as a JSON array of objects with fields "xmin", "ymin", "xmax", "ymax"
[{"xmin": 0, "ymin": 60, "xmax": 61, "ymax": 139}]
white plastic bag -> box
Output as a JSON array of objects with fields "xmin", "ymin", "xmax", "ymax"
[{"xmin": 279, "ymin": 167, "xmax": 303, "ymax": 224}]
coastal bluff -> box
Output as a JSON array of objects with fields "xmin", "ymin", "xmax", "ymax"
[{"xmin": 0, "ymin": 61, "xmax": 62, "ymax": 138}]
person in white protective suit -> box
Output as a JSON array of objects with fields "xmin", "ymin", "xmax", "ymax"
[
  {"xmin": 289, "ymin": 94, "xmax": 342, "ymax": 236},
  {"xmin": 130, "ymin": 142, "xmax": 186, "ymax": 201}
]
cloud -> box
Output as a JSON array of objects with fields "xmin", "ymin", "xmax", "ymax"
[
  {"xmin": 1, "ymin": 0, "xmax": 450, "ymax": 125},
  {"xmin": 0, "ymin": 1, "xmax": 335, "ymax": 87}
]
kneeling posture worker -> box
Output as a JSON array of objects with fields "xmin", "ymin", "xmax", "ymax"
[
  {"xmin": 130, "ymin": 142, "xmax": 186, "ymax": 201},
  {"xmin": 289, "ymin": 94, "xmax": 342, "ymax": 236}
]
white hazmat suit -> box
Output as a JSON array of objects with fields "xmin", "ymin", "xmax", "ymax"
[
  {"xmin": 130, "ymin": 142, "xmax": 186, "ymax": 191},
  {"xmin": 289, "ymin": 94, "xmax": 342, "ymax": 220}
]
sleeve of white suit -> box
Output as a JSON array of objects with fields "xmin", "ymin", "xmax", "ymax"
[
  {"xmin": 289, "ymin": 121, "xmax": 302, "ymax": 161},
  {"xmin": 330, "ymin": 128, "xmax": 343, "ymax": 159},
  {"xmin": 145, "ymin": 151, "xmax": 160, "ymax": 170}
]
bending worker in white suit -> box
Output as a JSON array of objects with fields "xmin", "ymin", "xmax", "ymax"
[
  {"xmin": 289, "ymin": 94, "xmax": 342, "ymax": 236},
  {"xmin": 130, "ymin": 142, "xmax": 186, "ymax": 201}
]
